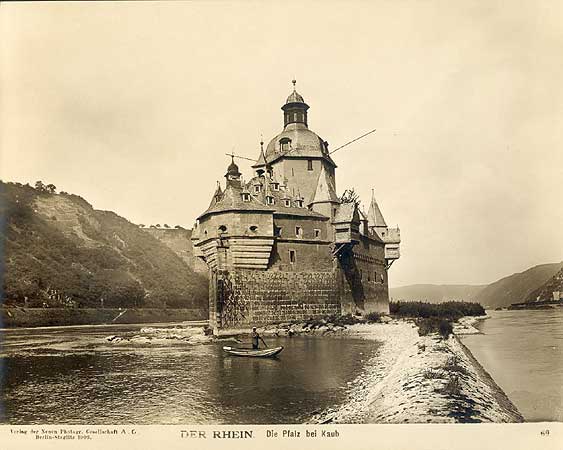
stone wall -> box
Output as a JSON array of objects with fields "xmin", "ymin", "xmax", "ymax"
[
  {"xmin": 213, "ymin": 269, "xmax": 341, "ymax": 328},
  {"xmin": 338, "ymin": 237, "xmax": 390, "ymax": 314}
]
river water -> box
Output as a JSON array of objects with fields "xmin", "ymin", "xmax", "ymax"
[
  {"xmin": 462, "ymin": 309, "xmax": 563, "ymax": 422},
  {"xmin": 0, "ymin": 325, "xmax": 378, "ymax": 424}
]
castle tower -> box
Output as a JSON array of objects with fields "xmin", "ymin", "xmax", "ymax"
[
  {"xmin": 253, "ymin": 80, "xmax": 337, "ymax": 205},
  {"xmin": 368, "ymin": 190, "xmax": 401, "ymax": 263},
  {"xmin": 367, "ymin": 189, "xmax": 387, "ymax": 237}
]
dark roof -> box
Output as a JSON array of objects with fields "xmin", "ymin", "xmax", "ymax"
[
  {"xmin": 286, "ymin": 90, "xmax": 305, "ymax": 104},
  {"xmin": 333, "ymin": 203, "xmax": 360, "ymax": 223},
  {"xmin": 246, "ymin": 174, "xmax": 329, "ymax": 219},
  {"xmin": 198, "ymin": 184, "xmax": 273, "ymax": 220},
  {"xmin": 262, "ymin": 123, "xmax": 337, "ymax": 167}
]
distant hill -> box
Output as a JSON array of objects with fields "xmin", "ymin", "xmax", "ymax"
[
  {"xmin": 1, "ymin": 181, "xmax": 209, "ymax": 309},
  {"xmin": 474, "ymin": 262, "xmax": 563, "ymax": 308},
  {"xmin": 390, "ymin": 284, "xmax": 485, "ymax": 304},
  {"xmin": 524, "ymin": 266, "xmax": 563, "ymax": 303}
]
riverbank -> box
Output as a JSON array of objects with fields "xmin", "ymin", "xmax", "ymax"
[
  {"xmin": 255, "ymin": 319, "xmax": 523, "ymax": 423},
  {"xmin": 68, "ymin": 315, "xmax": 524, "ymax": 424},
  {"xmin": 1, "ymin": 307, "xmax": 207, "ymax": 328}
]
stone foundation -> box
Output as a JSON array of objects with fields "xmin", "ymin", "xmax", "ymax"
[{"xmin": 212, "ymin": 269, "xmax": 341, "ymax": 328}]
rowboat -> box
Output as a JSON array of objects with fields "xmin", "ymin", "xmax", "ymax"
[{"xmin": 222, "ymin": 346, "xmax": 284, "ymax": 358}]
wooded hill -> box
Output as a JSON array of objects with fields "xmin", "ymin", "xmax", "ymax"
[
  {"xmin": 474, "ymin": 262, "xmax": 563, "ymax": 308},
  {"xmin": 390, "ymin": 263, "xmax": 563, "ymax": 308},
  {"xmin": 1, "ymin": 181, "xmax": 208, "ymax": 310}
]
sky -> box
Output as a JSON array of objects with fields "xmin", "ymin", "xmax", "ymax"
[{"xmin": 1, "ymin": 1, "xmax": 562, "ymax": 287}]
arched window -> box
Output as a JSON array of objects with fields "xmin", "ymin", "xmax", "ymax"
[{"xmin": 249, "ymin": 225, "xmax": 258, "ymax": 232}]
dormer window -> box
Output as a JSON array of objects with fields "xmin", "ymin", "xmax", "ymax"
[
  {"xmin": 266, "ymin": 196, "xmax": 275, "ymax": 205},
  {"xmin": 295, "ymin": 199, "xmax": 304, "ymax": 208},
  {"xmin": 284, "ymin": 199, "xmax": 291, "ymax": 207},
  {"xmin": 280, "ymin": 138, "xmax": 291, "ymax": 152},
  {"xmin": 254, "ymin": 185, "xmax": 262, "ymax": 193},
  {"xmin": 271, "ymin": 182, "xmax": 279, "ymax": 191},
  {"xmin": 242, "ymin": 193, "xmax": 251, "ymax": 202}
]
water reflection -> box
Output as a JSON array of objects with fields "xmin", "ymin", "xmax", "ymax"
[{"xmin": 0, "ymin": 327, "xmax": 378, "ymax": 424}]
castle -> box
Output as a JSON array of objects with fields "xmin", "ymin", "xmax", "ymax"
[{"xmin": 190, "ymin": 82, "xmax": 401, "ymax": 330}]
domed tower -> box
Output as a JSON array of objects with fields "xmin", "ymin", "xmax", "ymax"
[{"xmin": 253, "ymin": 80, "xmax": 337, "ymax": 210}]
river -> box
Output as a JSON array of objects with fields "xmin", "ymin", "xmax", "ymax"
[
  {"xmin": 462, "ymin": 308, "xmax": 563, "ymax": 422},
  {"xmin": 0, "ymin": 324, "xmax": 378, "ymax": 424}
]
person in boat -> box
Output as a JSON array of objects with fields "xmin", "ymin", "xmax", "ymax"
[{"xmin": 251, "ymin": 327, "xmax": 267, "ymax": 349}]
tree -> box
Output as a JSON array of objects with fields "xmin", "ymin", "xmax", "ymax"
[
  {"xmin": 340, "ymin": 188, "xmax": 361, "ymax": 206},
  {"xmin": 34, "ymin": 181, "xmax": 45, "ymax": 191},
  {"xmin": 163, "ymin": 224, "xmax": 170, "ymax": 228},
  {"xmin": 46, "ymin": 184, "xmax": 57, "ymax": 194}
]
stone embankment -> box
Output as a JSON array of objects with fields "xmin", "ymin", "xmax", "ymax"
[{"xmin": 259, "ymin": 318, "xmax": 523, "ymax": 424}]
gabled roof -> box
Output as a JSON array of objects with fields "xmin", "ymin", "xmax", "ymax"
[
  {"xmin": 367, "ymin": 190, "xmax": 387, "ymax": 228},
  {"xmin": 333, "ymin": 202, "xmax": 360, "ymax": 224},
  {"xmin": 310, "ymin": 165, "xmax": 339, "ymax": 205},
  {"xmin": 208, "ymin": 182, "xmax": 223, "ymax": 208}
]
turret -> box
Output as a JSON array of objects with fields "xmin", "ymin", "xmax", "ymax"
[
  {"xmin": 282, "ymin": 79, "xmax": 309, "ymax": 128},
  {"xmin": 225, "ymin": 156, "xmax": 242, "ymax": 188}
]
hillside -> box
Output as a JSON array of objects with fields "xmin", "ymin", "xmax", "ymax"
[
  {"xmin": 1, "ymin": 181, "xmax": 208, "ymax": 310},
  {"xmin": 474, "ymin": 262, "xmax": 563, "ymax": 308},
  {"xmin": 525, "ymin": 266, "xmax": 563, "ymax": 302},
  {"xmin": 389, "ymin": 284, "xmax": 485, "ymax": 303}
]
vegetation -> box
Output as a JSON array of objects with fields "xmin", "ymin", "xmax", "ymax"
[
  {"xmin": 390, "ymin": 301, "xmax": 483, "ymax": 339},
  {"xmin": 1, "ymin": 181, "xmax": 209, "ymax": 310},
  {"xmin": 389, "ymin": 301, "xmax": 485, "ymax": 320},
  {"xmin": 339, "ymin": 188, "xmax": 361, "ymax": 207},
  {"xmin": 416, "ymin": 317, "xmax": 453, "ymax": 338},
  {"xmin": 365, "ymin": 311, "xmax": 383, "ymax": 323}
]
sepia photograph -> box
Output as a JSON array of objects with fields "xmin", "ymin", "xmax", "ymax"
[{"xmin": 0, "ymin": 1, "xmax": 562, "ymax": 448}]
